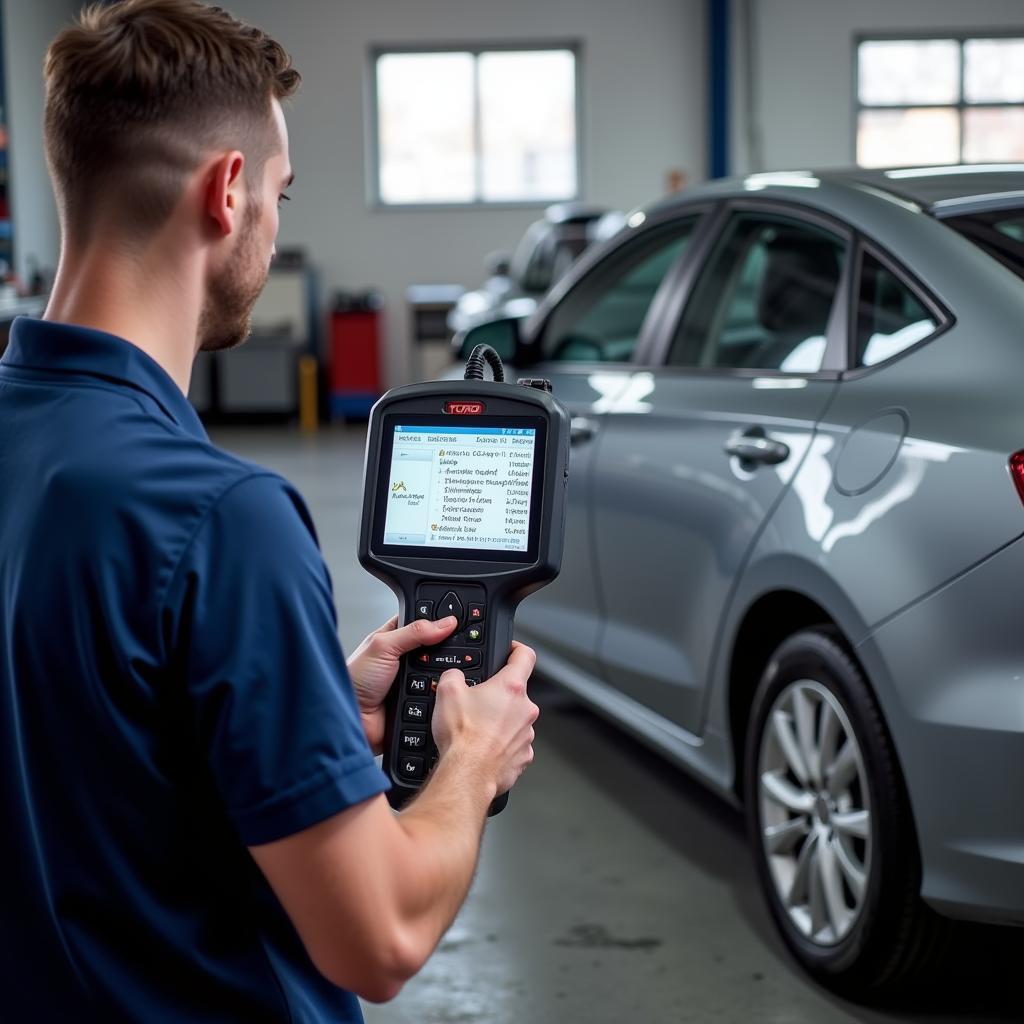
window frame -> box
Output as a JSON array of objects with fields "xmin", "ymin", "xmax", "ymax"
[
  {"xmin": 521, "ymin": 206, "xmax": 715, "ymax": 369},
  {"xmin": 840, "ymin": 237, "xmax": 955, "ymax": 379},
  {"xmin": 367, "ymin": 41, "xmax": 583, "ymax": 211},
  {"xmin": 853, "ymin": 30, "xmax": 1024, "ymax": 167},
  {"xmin": 527, "ymin": 196, "xmax": 957, "ymax": 379},
  {"xmin": 648, "ymin": 199, "xmax": 854, "ymax": 380},
  {"xmin": 536, "ymin": 214, "xmax": 706, "ymax": 366}
]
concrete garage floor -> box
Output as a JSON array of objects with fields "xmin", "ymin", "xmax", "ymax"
[{"xmin": 214, "ymin": 426, "xmax": 1022, "ymax": 1024}]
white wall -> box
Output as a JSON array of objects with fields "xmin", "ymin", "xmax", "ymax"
[
  {"xmin": 731, "ymin": 0, "xmax": 1024, "ymax": 174},
  {"xmin": 3, "ymin": 0, "xmax": 76, "ymax": 284},
  {"xmin": 227, "ymin": 0, "xmax": 706, "ymax": 386},
  {"xmin": 7, "ymin": 0, "xmax": 1024, "ymax": 373}
]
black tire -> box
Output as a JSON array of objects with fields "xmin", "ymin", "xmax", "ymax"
[{"xmin": 744, "ymin": 627, "xmax": 948, "ymax": 996}]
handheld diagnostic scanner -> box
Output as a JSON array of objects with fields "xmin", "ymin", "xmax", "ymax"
[{"xmin": 357, "ymin": 352, "xmax": 570, "ymax": 814}]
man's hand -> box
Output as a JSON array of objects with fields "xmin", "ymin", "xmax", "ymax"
[
  {"xmin": 346, "ymin": 615, "xmax": 458, "ymax": 753},
  {"xmin": 431, "ymin": 642, "xmax": 539, "ymax": 797}
]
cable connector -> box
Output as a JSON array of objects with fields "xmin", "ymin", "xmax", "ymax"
[{"xmin": 516, "ymin": 378, "xmax": 553, "ymax": 393}]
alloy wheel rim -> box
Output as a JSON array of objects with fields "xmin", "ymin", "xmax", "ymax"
[{"xmin": 757, "ymin": 679, "xmax": 872, "ymax": 946}]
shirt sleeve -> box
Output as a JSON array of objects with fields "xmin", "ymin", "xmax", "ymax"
[{"xmin": 162, "ymin": 472, "xmax": 389, "ymax": 846}]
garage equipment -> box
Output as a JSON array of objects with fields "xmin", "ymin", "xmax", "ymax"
[
  {"xmin": 330, "ymin": 290, "xmax": 383, "ymax": 420},
  {"xmin": 358, "ymin": 346, "xmax": 570, "ymax": 813}
]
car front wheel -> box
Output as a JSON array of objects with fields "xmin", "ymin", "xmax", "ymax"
[{"xmin": 745, "ymin": 627, "xmax": 946, "ymax": 995}]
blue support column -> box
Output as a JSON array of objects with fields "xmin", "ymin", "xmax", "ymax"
[{"xmin": 709, "ymin": 0, "xmax": 730, "ymax": 179}]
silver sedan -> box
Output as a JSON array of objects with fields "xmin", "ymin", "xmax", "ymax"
[{"xmin": 457, "ymin": 164, "xmax": 1024, "ymax": 996}]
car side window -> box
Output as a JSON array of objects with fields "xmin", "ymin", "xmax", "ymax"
[
  {"xmin": 541, "ymin": 218, "xmax": 699, "ymax": 363},
  {"xmin": 668, "ymin": 214, "xmax": 846, "ymax": 373},
  {"xmin": 855, "ymin": 252, "xmax": 938, "ymax": 367}
]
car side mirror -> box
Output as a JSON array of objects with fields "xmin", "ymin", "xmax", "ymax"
[{"xmin": 455, "ymin": 315, "xmax": 523, "ymax": 364}]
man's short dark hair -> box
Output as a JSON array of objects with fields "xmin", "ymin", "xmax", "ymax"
[{"xmin": 44, "ymin": 0, "xmax": 300, "ymax": 243}]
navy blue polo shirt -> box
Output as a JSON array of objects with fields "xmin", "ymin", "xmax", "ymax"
[{"xmin": 0, "ymin": 317, "xmax": 389, "ymax": 1022}]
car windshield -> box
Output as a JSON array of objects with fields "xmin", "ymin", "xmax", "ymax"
[{"xmin": 943, "ymin": 207, "xmax": 1024, "ymax": 281}]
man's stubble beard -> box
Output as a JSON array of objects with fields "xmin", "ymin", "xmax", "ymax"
[{"xmin": 197, "ymin": 196, "xmax": 270, "ymax": 353}]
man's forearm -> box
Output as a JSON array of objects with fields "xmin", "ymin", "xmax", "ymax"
[
  {"xmin": 247, "ymin": 748, "xmax": 497, "ymax": 1002},
  {"xmin": 391, "ymin": 748, "xmax": 497, "ymax": 956}
]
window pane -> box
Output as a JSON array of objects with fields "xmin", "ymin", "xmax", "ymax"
[
  {"xmin": 858, "ymin": 40, "xmax": 959, "ymax": 105},
  {"xmin": 377, "ymin": 53, "xmax": 475, "ymax": 204},
  {"xmin": 479, "ymin": 51, "xmax": 576, "ymax": 201},
  {"xmin": 543, "ymin": 220, "xmax": 698, "ymax": 363},
  {"xmin": 857, "ymin": 108, "xmax": 960, "ymax": 168},
  {"xmin": 856, "ymin": 253, "xmax": 937, "ymax": 367},
  {"xmin": 963, "ymin": 108, "xmax": 1024, "ymax": 162},
  {"xmin": 964, "ymin": 39, "xmax": 1024, "ymax": 103},
  {"xmin": 944, "ymin": 209, "xmax": 1024, "ymax": 282},
  {"xmin": 670, "ymin": 216, "xmax": 845, "ymax": 372}
]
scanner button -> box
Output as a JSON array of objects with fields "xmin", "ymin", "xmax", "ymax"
[
  {"xmin": 428, "ymin": 651, "xmax": 462, "ymax": 668},
  {"xmin": 436, "ymin": 591, "xmax": 464, "ymax": 625},
  {"xmin": 414, "ymin": 600, "xmax": 433, "ymax": 620},
  {"xmin": 400, "ymin": 730, "xmax": 427, "ymax": 753},
  {"xmin": 398, "ymin": 756, "xmax": 425, "ymax": 781},
  {"xmin": 465, "ymin": 676, "xmax": 481, "ymax": 687},
  {"xmin": 424, "ymin": 649, "xmax": 481, "ymax": 670},
  {"xmin": 406, "ymin": 675, "xmax": 429, "ymax": 696},
  {"xmin": 402, "ymin": 700, "xmax": 429, "ymax": 723},
  {"xmin": 467, "ymin": 603, "xmax": 485, "ymax": 622},
  {"xmin": 466, "ymin": 626, "xmax": 483, "ymax": 645}
]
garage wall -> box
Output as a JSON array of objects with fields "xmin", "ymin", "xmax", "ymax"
[
  {"xmin": 226, "ymin": 0, "xmax": 706, "ymax": 386},
  {"xmin": 3, "ymin": 0, "xmax": 77, "ymax": 284},
  {"xmin": 731, "ymin": 0, "xmax": 1024, "ymax": 175}
]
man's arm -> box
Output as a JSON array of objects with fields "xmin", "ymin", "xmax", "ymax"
[{"xmin": 249, "ymin": 643, "xmax": 538, "ymax": 1003}]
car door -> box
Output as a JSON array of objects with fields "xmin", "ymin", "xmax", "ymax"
[
  {"xmin": 590, "ymin": 204, "xmax": 848, "ymax": 734},
  {"xmin": 514, "ymin": 213, "xmax": 706, "ymax": 677}
]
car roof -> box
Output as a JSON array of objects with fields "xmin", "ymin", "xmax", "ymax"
[
  {"xmin": 820, "ymin": 165, "xmax": 1024, "ymax": 211},
  {"xmin": 647, "ymin": 164, "xmax": 1024, "ymax": 218}
]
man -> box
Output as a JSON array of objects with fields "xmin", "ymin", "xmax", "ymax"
[{"xmin": 0, "ymin": 1, "xmax": 539, "ymax": 1020}]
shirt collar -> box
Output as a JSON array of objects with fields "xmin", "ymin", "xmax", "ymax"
[{"xmin": 1, "ymin": 316, "xmax": 207, "ymax": 441}]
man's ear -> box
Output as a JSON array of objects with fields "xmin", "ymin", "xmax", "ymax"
[{"xmin": 205, "ymin": 151, "xmax": 246, "ymax": 237}]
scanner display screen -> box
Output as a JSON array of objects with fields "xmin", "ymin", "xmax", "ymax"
[{"xmin": 382, "ymin": 423, "xmax": 538, "ymax": 552}]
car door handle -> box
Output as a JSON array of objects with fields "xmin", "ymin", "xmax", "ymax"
[
  {"xmin": 570, "ymin": 416, "xmax": 597, "ymax": 445},
  {"xmin": 725, "ymin": 434, "xmax": 790, "ymax": 465}
]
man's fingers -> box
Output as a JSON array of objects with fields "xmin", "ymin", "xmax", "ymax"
[
  {"xmin": 375, "ymin": 615, "xmax": 458, "ymax": 656},
  {"xmin": 502, "ymin": 642, "xmax": 537, "ymax": 680},
  {"xmin": 435, "ymin": 668, "xmax": 466, "ymax": 693}
]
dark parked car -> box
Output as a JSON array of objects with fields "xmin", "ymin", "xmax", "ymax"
[
  {"xmin": 457, "ymin": 165, "xmax": 1024, "ymax": 994},
  {"xmin": 447, "ymin": 202, "xmax": 623, "ymax": 335}
]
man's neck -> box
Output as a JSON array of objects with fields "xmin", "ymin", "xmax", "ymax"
[{"xmin": 44, "ymin": 237, "xmax": 202, "ymax": 395}]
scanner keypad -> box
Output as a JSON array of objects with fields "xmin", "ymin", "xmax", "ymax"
[{"xmin": 392, "ymin": 582, "xmax": 488, "ymax": 789}]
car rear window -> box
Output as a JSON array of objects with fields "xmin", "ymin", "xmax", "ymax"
[
  {"xmin": 944, "ymin": 208, "xmax": 1024, "ymax": 281},
  {"xmin": 855, "ymin": 252, "xmax": 938, "ymax": 367}
]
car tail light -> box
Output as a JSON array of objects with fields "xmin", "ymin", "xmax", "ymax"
[{"xmin": 1010, "ymin": 452, "xmax": 1024, "ymax": 505}]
